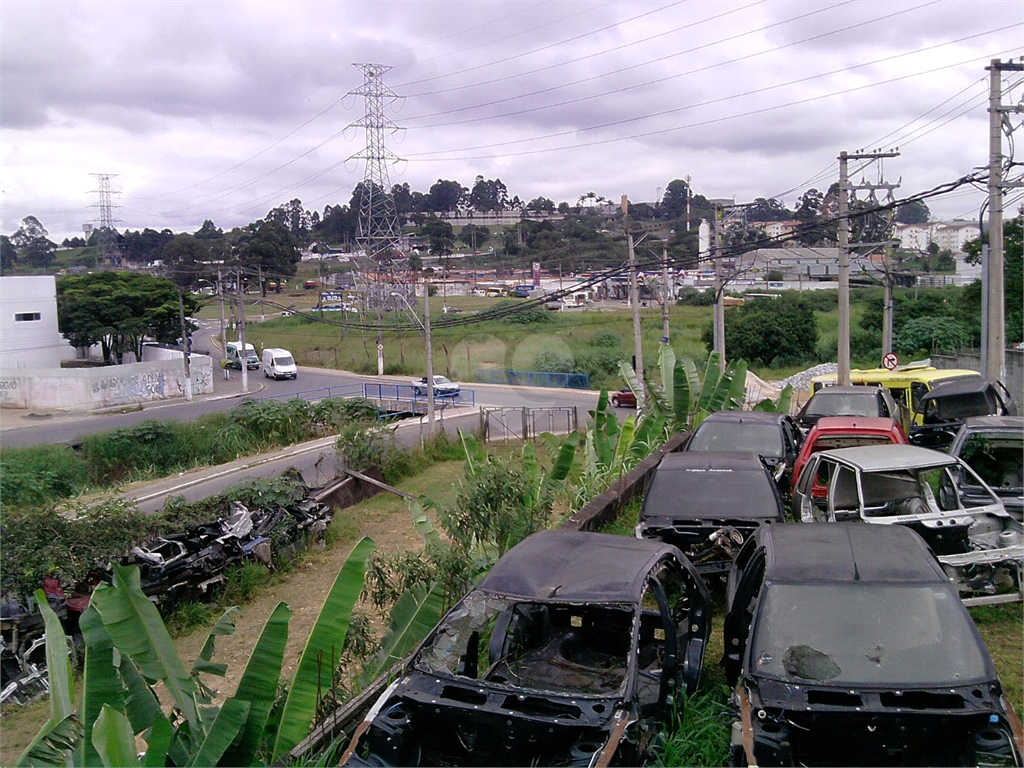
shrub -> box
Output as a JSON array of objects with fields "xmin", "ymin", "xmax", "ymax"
[
  {"xmin": 676, "ymin": 286, "xmax": 715, "ymax": 306},
  {"xmin": 532, "ymin": 350, "xmax": 574, "ymax": 373},
  {"xmin": 0, "ymin": 444, "xmax": 89, "ymax": 509},
  {"xmin": 704, "ymin": 295, "xmax": 818, "ymax": 366},
  {"xmin": 590, "ymin": 331, "xmax": 619, "ymax": 348},
  {"xmin": 489, "ymin": 299, "xmax": 552, "ymax": 324},
  {"xmin": 336, "ymin": 423, "xmax": 420, "ymax": 483},
  {"xmin": 895, "ymin": 317, "xmax": 969, "ymax": 356}
]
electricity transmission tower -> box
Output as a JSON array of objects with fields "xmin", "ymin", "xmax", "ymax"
[
  {"xmin": 89, "ymin": 173, "xmax": 121, "ymax": 266},
  {"xmin": 347, "ymin": 63, "xmax": 409, "ymax": 313}
]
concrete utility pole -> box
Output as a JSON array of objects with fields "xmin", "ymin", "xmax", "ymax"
[
  {"xmin": 713, "ymin": 205, "xmax": 726, "ymax": 373},
  {"xmin": 423, "ymin": 277, "xmax": 435, "ymax": 437},
  {"xmin": 176, "ymin": 287, "xmax": 193, "ymax": 401},
  {"xmin": 661, "ymin": 239, "xmax": 671, "ymax": 342},
  {"xmin": 623, "ymin": 194, "xmax": 644, "ymax": 397},
  {"xmin": 237, "ymin": 268, "xmax": 248, "ymax": 394},
  {"xmin": 217, "ymin": 268, "xmax": 227, "ymax": 369},
  {"xmin": 838, "ymin": 152, "xmax": 851, "ymax": 386},
  {"xmin": 882, "ymin": 243, "xmax": 894, "ymax": 356},
  {"xmin": 986, "ymin": 58, "xmax": 1024, "ymax": 382}
]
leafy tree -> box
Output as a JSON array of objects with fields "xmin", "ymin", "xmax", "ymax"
[
  {"xmin": 458, "ymin": 224, "xmax": 489, "ymax": 252},
  {"xmin": 193, "ymin": 219, "xmax": 224, "ymax": 240},
  {"xmin": 61, "ymin": 236, "xmax": 87, "ymax": 248},
  {"xmin": 11, "ymin": 215, "xmax": 56, "ymax": 268},
  {"xmin": 122, "ymin": 228, "xmax": 174, "ymax": 263},
  {"xmin": 1, "ymin": 235, "xmax": 16, "ymax": 271},
  {"xmin": 421, "ymin": 217, "xmax": 455, "ymax": 256},
  {"xmin": 469, "ymin": 176, "xmax": 510, "ymax": 212},
  {"xmin": 314, "ymin": 203, "xmax": 357, "ymax": 245},
  {"xmin": 703, "ymin": 295, "xmax": 818, "ymax": 366},
  {"xmin": 660, "ymin": 179, "xmax": 690, "ymax": 220},
  {"xmin": 526, "ymin": 196, "xmax": 555, "ymax": 213},
  {"xmin": 895, "ymin": 317, "xmax": 969, "ymax": 356},
  {"xmin": 896, "ymin": 199, "xmax": 930, "ymax": 224},
  {"xmin": 748, "ymin": 197, "xmax": 793, "ymax": 222},
  {"xmin": 391, "ymin": 182, "xmax": 413, "ymax": 216},
  {"xmin": 236, "ymin": 219, "xmax": 301, "ymax": 284},
  {"xmin": 57, "ymin": 272, "xmax": 196, "ymax": 364},
  {"xmin": 557, "ymin": 201, "xmax": 571, "ymax": 214},
  {"xmin": 266, "ymin": 199, "xmax": 312, "ymax": 242},
  {"xmin": 161, "ymin": 234, "xmax": 211, "ymax": 289},
  {"xmin": 962, "ymin": 217, "xmax": 1023, "ymax": 345},
  {"xmin": 795, "ymin": 188, "xmax": 825, "ymax": 245},
  {"xmin": 428, "ymin": 179, "xmax": 467, "ymax": 212}
]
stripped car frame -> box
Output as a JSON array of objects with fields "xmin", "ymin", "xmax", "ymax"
[{"xmin": 342, "ymin": 531, "xmax": 711, "ymax": 766}]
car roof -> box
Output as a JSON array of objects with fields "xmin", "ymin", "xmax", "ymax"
[
  {"xmin": 816, "ymin": 444, "xmax": 956, "ymax": 471},
  {"xmin": 921, "ymin": 377, "xmax": 997, "ymax": 401},
  {"xmin": 655, "ymin": 451, "xmax": 766, "ymax": 471},
  {"xmin": 477, "ymin": 530, "xmax": 685, "ymax": 603},
  {"xmin": 698, "ymin": 410, "xmax": 787, "ymax": 425},
  {"xmin": 810, "ymin": 385, "xmax": 883, "ymax": 395},
  {"xmin": 758, "ymin": 523, "xmax": 946, "ymax": 583},
  {"xmin": 960, "ymin": 415, "xmax": 1024, "ymax": 430},
  {"xmin": 809, "ymin": 416, "xmax": 901, "ymax": 434}
]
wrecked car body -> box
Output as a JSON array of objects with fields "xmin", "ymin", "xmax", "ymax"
[
  {"xmin": 794, "ymin": 444, "xmax": 1024, "ymax": 605},
  {"xmin": 724, "ymin": 523, "xmax": 1024, "ymax": 767},
  {"xmin": 910, "ymin": 378, "xmax": 1018, "ymax": 452},
  {"xmin": 636, "ymin": 451, "xmax": 786, "ymax": 576},
  {"xmin": 342, "ymin": 530, "xmax": 711, "ymax": 766},
  {"xmin": 949, "ymin": 416, "xmax": 1024, "ymax": 523},
  {"xmin": 122, "ymin": 498, "xmax": 332, "ymax": 605}
]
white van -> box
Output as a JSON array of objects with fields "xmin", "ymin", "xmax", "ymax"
[
  {"xmin": 262, "ymin": 348, "xmax": 297, "ymax": 380},
  {"xmin": 226, "ymin": 341, "xmax": 260, "ymax": 370}
]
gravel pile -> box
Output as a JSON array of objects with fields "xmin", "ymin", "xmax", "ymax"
[{"xmin": 777, "ymin": 362, "xmax": 838, "ymax": 392}]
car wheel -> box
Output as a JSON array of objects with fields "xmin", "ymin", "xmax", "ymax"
[{"xmin": 611, "ymin": 395, "xmax": 620, "ymax": 407}]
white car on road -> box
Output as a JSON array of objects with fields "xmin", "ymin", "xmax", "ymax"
[{"xmin": 411, "ymin": 375, "xmax": 460, "ymax": 397}]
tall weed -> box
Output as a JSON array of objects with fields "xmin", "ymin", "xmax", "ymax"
[{"xmin": 0, "ymin": 444, "xmax": 89, "ymax": 508}]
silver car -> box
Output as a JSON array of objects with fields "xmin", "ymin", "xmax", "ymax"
[{"xmin": 793, "ymin": 444, "xmax": 1024, "ymax": 606}]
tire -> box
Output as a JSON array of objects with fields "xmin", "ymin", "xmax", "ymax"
[{"xmin": 611, "ymin": 395, "xmax": 620, "ymax": 407}]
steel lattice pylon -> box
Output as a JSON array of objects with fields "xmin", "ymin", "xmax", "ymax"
[
  {"xmin": 89, "ymin": 173, "xmax": 122, "ymax": 266},
  {"xmin": 348, "ymin": 63, "xmax": 407, "ymax": 310}
]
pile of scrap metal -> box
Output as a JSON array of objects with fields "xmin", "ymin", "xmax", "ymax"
[{"xmin": 122, "ymin": 496, "xmax": 334, "ymax": 606}]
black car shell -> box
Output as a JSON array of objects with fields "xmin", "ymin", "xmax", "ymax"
[
  {"xmin": 911, "ymin": 378, "xmax": 1019, "ymax": 451},
  {"xmin": 343, "ymin": 530, "xmax": 711, "ymax": 767},
  {"xmin": 723, "ymin": 523, "xmax": 1023, "ymax": 767},
  {"xmin": 684, "ymin": 411, "xmax": 803, "ymax": 495},
  {"xmin": 948, "ymin": 416, "xmax": 1024, "ymax": 522},
  {"xmin": 636, "ymin": 451, "xmax": 786, "ymax": 575}
]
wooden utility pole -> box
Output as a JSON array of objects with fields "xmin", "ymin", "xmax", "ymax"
[
  {"xmin": 985, "ymin": 58, "xmax": 1024, "ymax": 382},
  {"xmin": 623, "ymin": 195, "xmax": 644, "ymax": 398}
]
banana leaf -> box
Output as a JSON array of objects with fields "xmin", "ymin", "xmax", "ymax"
[
  {"xmin": 16, "ymin": 713, "xmax": 81, "ymax": 768},
  {"xmin": 704, "ymin": 366, "xmax": 734, "ymax": 414},
  {"xmin": 90, "ymin": 567, "xmax": 200, "ymax": 737},
  {"xmin": 612, "ymin": 414, "xmax": 636, "ymax": 473},
  {"xmin": 362, "ymin": 582, "xmax": 444, "ymax": 682},
  {"xmin": 271, "ymin": 536, "xmax": 376, "ymax": 760},
  {"xmin": 458, "ymin": 429, "xmax": 485, "ymax": 477},
  {"xmin": 117, "ymin": 656, "xmax": 162, "ymax": 736},
  {"xmin": 191, "ymin": 608, "xmax": 238, "ymax": 681},
  {"xmin": 188, "ymin": 699, "xmax": 249, "ymax": 768},
  {"xmin": 546, "ymin": 431, "xmax": 579, "ymax": 487},
  {"xmin": 79, "ymin": 604, "xmax": 123, "ymax": 768},
  {"xmin": 219, "ymin": 602, "xmax": 292, "ymax": 767},
  {"xmin": 91, "ymin": 706, "xmax": 140, "ymax": 768},
  {"xmin": 141, "ymin": 718, "xmax": 172, "ymax": 768},
  {"xmin": 726, "ymin": 359, "xmax": 748, "ymax": 409},
  {"xmin": 618, "ymin": 360, "xmax": 644, "ymax": 412},
  {"xmin": 631, "ymin": 413, "xmax": 664, "ymax": 460},
  {"xmin": 777, "ymin": 384, "xmax": 794, "ymax": 415},
  {"xmin": 409, "ymin": 498, "xmax": 442, "ymax": 548},
  {"xmin": 673, "ymin": 361, "xmax": 691, "ymax": 429},
  {"xmin": 658, "ymin": 343, "xmax": 675, "ymax": 400},
  {"xmin": 697, "ymin": 353, "xmax": 721, "ymax": 413}
]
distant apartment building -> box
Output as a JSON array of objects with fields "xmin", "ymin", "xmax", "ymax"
[
  {"xmin": 893, "ymin": 221, "xmax": 980, "ymax": 253},
  {"xmin": 0, "ymin": 275, "xmax": 77, "ymax": 369}
]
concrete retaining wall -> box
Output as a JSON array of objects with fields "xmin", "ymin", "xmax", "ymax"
[{"xmin": 0, "ymin": 355, "xmax": 214, "ymax": 411}]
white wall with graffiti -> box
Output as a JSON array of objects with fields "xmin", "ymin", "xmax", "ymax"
[{"xmin": 0, "ymin": 354, "xmax": 214, "ymax": 410}]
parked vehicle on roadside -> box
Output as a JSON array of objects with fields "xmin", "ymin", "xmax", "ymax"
[
  {"xmin": 411, "ymin": 375, "xmax": 460, "ymax": 397},
  {"xmin": 792, "ymin": 416, "xmax": 908, "ymax": 497},
  {"xmin": 949, "ymin": 416, "xmax": 1024, "ymax": 522},
  {"xmin": 262, "ymin": 347, "xmax": 297, "ymax": 380},
  {"xmin": 795, "ymin": 385, "xmax": 901, "ymax": 431},
  {"xmin": 636, "ymin": 451, "xmax": 785, "ymax": 576},
  {"xmin": 793, "ymin": 444, "xmax": 1024, "ymax": 605},
  {"xmin": 910, "ymin": 378, "xmax": 1019, "ymax": 451},
  {"xmin": 684, "ymin": 411, "xmax": 802, "ymax": 495},
  {"xmin": 723, "ymin": 522, "xmax": 1023, "ymax": 767},
  {"xmin": 610, "ymin": 388, "xmax": 637, "ymax": 408},
  {"xmin": 342, "ymin": 530, "xmax": 711, "ymax": 767},
  {"xmin": 225, "ymin": 341, "xmax": 259, "ymax": 370}
]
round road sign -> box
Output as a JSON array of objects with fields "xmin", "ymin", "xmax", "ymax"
[{"xmin": 882, "ymin": 352, "xmax": 899, "ymax": 370}]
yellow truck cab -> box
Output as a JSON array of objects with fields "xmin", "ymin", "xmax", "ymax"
[{"xmin": 808, "ymin": 363, "xmax": 981, "ymax": 431}]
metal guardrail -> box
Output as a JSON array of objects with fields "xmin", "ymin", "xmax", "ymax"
[
  {"xmin": 361, "ymin": 382, "xmax": 476, "ymax": 407},
  {"xmin": 475, "ymin": 369, "xmax": 590, "ymax": 389},
  {"xmin": 480, "ymin": 406, "xmax": 578, "ymax": 442},
  {"xmin": 260, "ymin": 384, "xmax": 364, "ymax": 402}
]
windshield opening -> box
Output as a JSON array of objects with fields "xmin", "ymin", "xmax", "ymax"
[
  {"xmin": 688, "ymin": 422, "xmax": 784, "ymax": 458},
  {"xmin": 752, "ymin": 583, "xmax": 988, "ymax": 685},
  {"xmin": 415, "ymin": 591, "xmax": 635, "ymax": 696},
  {"xmin": 959, "ymin": 433, "xmax": 1023, "ymax": 491},
  {"xmin": 274, "ymin": 356, "xmax": 294, "ymax": 366},
  {"xmin": 806, "ymin": 393, "xmax": 878, "ymax": 418}
]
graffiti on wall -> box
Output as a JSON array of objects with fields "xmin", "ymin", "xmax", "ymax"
[
  {"xmin": 91, "ymin": 370, "xmax": 168, "ymax": 406},
  {"xmin": 0, "ymin": 378, "xmax": 18, "ymax": 404}
]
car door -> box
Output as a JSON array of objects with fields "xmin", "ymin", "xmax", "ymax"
[{"xmin": 723, "ymin": 540, "xmax": 766, "ymax": 686}]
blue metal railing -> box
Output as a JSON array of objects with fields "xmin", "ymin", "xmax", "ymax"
[
  {"xmin": 260, "ymin": 384, "xmax": 364, "ymax": 402},
  {"xmin": 474, "ymin": 369, "xmax": 590, "ymax": 389},
  {"xmin": 361, "ymin": 382, "xmax": 476, "ymax": 407}
]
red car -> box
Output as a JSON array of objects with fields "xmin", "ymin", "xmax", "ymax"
[
  {"xmin": 793, "ymin": 416, "xmax": 908, "ymax": 498},
  {"xmin": 610, "ymin": 388, "xmax": 637, "ymax": 408}
]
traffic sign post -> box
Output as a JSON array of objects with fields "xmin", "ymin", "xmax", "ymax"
[{"xmin": 882, "ymin": 352, "xmax": 899, "ymax": 371}]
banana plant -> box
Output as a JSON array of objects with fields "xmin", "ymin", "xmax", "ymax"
[{"xmin": 19, "ymin": 537, "xmax": 377, "ymax": 768}]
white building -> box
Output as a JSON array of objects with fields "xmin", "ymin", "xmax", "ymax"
[
  {"xmin": 933, "ymin": 221, "xmax": 980, "ymax": 253},
  {"xmin": 0, "ymin": 275, "xmax": 77, "ymax": 369},
  {"xmin": 893, "ymin": 223, "xmax": 933, "ymax": 252}
]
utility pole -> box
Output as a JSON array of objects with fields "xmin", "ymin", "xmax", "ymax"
[
  {"xmin": 217, "ymin": 267, "xmax": 227, "ymax": 371},
  {"xmin": 237, "ymin": 268, "xmax": 248, "ymax": 394},
  {"xmin": 985, "ymin": 58, "xmax": 1024, "ymax": 382},
  {"xmin": 838, "ymin": 151, "xmax": 851, "ymax": 386},
  {"xmin": 837, "ymin": 148, "xmax": 900, "ymax": 383},
  {"xmin": 713, "ymin": 204, "xmax": 726, "ymax": 373},
  {"xmin": 685, "ymin": 175, "xmax": 692, "ymax": 233},
  {"xmin": 623, "ymin": 195, "xmax": 644, "ymax": 398},
  {"xmin": 661, "ymin": 239, "xmax": 671, "ymax": 342},
  {"xmin": 881, "ymin": 243, "xmax": 894, "ymax": 356},
  {"xmin": 176, "ymin": 287, "xmax": 193, "ymax": 401},
  {"xmin": 423, "ymin": 277, "xmax": 435, "ymax": 437},
  {"xmin": 258, "ymin": 265, "xmax": 265, "ymax": 323}
]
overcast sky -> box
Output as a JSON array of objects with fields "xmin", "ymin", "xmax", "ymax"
[{"xmin": 2, "ymin": 0, "xmax": 1022, "ymax": 242}]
